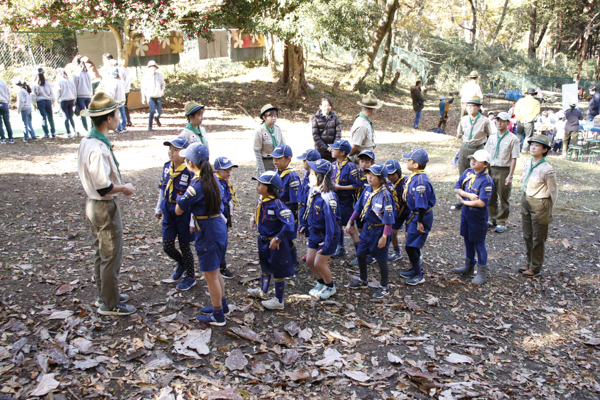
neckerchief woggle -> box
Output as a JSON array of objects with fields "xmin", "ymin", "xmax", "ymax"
[
  {"xmin": 402, "ymin": 170, "xmax": 424, "ymax": 202},
  {"xmin": 263, "ymin": 123, "xmax": 278, "ymax": 149},
  {"xmin": 494, "ymin": 130, "xmax": 509, "ymax": 159},
  {"xmin": 468, "ymin": 113, "xmax": 481, "ymax": 141},
  {"xmin": 360, "ymin": 184, "xmax": 385, "ymax": 221},
  {"xmin": 335, "ymin": 158, "xmax": 349, "ymax": 185}
]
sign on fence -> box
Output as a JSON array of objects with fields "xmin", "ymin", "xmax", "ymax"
[{"xmin": 562, "ymin": 83, "xmax": 578, "ymax": 110}]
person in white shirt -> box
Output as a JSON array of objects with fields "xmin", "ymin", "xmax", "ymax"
[
  {"xmin": 487, "ymin": 111, "xmax": 498, "ymax": 134},
  {"xmin": 15, "ymin": 81, "xmax": 37, "ymax": 142},
  {"xmin": 460, "ymin": 71, "xmax": 483, "ymax": 117},
  {"xmin": 103, "ymin": 67, "xmax": 127, "ymax": 133},
  {"xmin": 55, "ymin": 68, "xmax": 78, "ymax": 138},
  {"xmin": 0, "ymin": 78, "xmax": 14, "ymax": 144},
  {"xmin": 72, "ymin": 56, "xmax": 93, "ymax": 132},
  {"xmin": 141, "ymin": 60, "xmax": 165, "ymax": 131},
  {"xmin": 32, "ymin": 68, "xmax": 56, "ymax": 139}
]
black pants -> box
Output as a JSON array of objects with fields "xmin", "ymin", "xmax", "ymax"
[{"xmin": 125, "ymin": 92, "xmax": 132, "ymax": 126}]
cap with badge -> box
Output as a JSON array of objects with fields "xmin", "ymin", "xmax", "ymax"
[
  {"xmin": 252, "ymin": 170, "xmax": 282, "ymax": 190},
  {"xmin": 214, "ymin": 157, "xmax": 238, "ymax": 170},
  {"xmin": 468, "ymin": 149, "xmax": 491, "ymax": 164},
  {"xmin": 384, "ymin": 159, "xmax": 402, "ymax": 175},
  {"xmin": 329, "ymin": 139, "xmax": 352, "ymax": 155},
  {"xmin": 365, "ymin": 163, "xmax": 388, "ymax": 178},
  {"xmin": 179, "ymin": 142, "xmax": 209, "ymax": 165},
  {"xmin": 358, "ymin": 149, "xmax": 375, "ymax": 161},
  {"xmin": 163, "ymin": 136, "xmax": 190, "ymax": 149},
  {"xmin": 306, "ymin": 159, "xmax": 333, "ymax": 177},
  {"xmin": 297, "ymin": 149, "xmax": 321, "ymax": 161},
  {"xmin": 269, "ymin": 144, "xmax": 293, "ymax": 158},
  {"xmin": 402, "ymin": 148, "xmax": 429, "ymax": 165},
  {"xmin": 496, "ymin": 112, "xmax": 511, "ymax": 121}
]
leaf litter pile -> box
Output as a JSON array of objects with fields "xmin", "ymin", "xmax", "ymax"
[{"xmin": 1, "ymin": 111, "xmax": 600, "ymax": 400}]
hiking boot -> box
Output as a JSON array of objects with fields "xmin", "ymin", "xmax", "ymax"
[
  {"xmin": 453, "ymin": 258, "xmax": 476, "ymax": 276},
  {"xmin": 472, "ymin": 264, "xmax": 488, "ymax": 285},
  {"xmin": 405, "ymin": 275, "xmax": 425, "ymax": 286},
  {"xmin": 346, "ymin": 279, "xmax": 368, "ymax": 289},
  {"xmin": 171, "ymin": 263, "xmax": 185, "ymax": 280},
  {"xmin": 196, "ymin": 313, "xmax": 226, "ymax": 326},
  {"xmin": 331, "ymin": 246, "xmax": 347, "ymax": 259},
  {"xmin": 400, "ymin": 269, "xmax": 417, "ymax": 278},
  {"xmin": 308, "ymin": 282, "xmax": 325, "ymax": 296},
  {"xmin": 388, "ymin": 251, "xmax": 402, "ymax": 261},
  {"xmin": 220, "ymin": 267, "xmax": 235, "ymax": 279},
  {"xmin": 316, "ymin": 285, "xmax": 336, "ymax": 299},
  {"xmin": 261, "ymin": 297, "xmax": 284, "ymax": 310},
  {"xmin": 373, "ymin": 286, "xmax": 390, "ymax": 298},
  {"xmin": 176, "ymin": 276, "xmax": 197, "ymax": 291},
  {"xmin": 98, "ymin": 302, "xmax": 136, "ymax": 315},
  {"xmin": 95, "ymin": 293, "xmax": 130, "ymax": 307},
  {"xmin": 247, "ymin": 288, "xmax": 269, "ymax": 299},
  {"xmin": 494, "ymin": 225, "xmax": 506, "ymax": 233}
]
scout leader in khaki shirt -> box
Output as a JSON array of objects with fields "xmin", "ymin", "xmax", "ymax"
[
  {"xmin": 455, "ymin": 96, "xmax": 492, "ymax": 176},
  {"xmin": 254, "ymin": 104, "xmax": 286, "ymax": 175},
  {"xmin": 349, "ymin": 90, "xmax": 383, "ymax": 156},
  {"xmin": 521, "ymin": 155, "xmax": 558, "ymax": 207}
]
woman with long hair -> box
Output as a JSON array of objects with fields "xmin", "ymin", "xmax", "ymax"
[
  {"xmin": 55, "ymin": 67, "xmax": 77, "ymax": 138},
  {"xmin": 32, "ymin": 68, "xmax": 56, "ymax": 139},
  {"xmin": 72, "ymin": 55, "xmax": 93, "ymax": 132}
]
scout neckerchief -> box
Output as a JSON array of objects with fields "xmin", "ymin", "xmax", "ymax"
[
  {"xmin": 390, "ymin": 179, "xmax": 401, "ymax": 211},
  {"xmin": 467, "ymin": 113, "xmax": 481, "ymax": 141},
  {"xmin": 185, "ymin": 123, "xmax": 206, "ymax": 146},
  {"xmin": 402, "ymin": 170, "xmax": 424, "ymax": 202},
  {"xmin": 217, "ymin": 175, "xmax": 240, "ymax": 209},
  {"xmin": 360, "ymin": 184, "xmax": 384, "ymax": 221},
  {"xmin": 303, "ymin": 187, "xmax": 320, "ymax": 220},
  {"xmin": 521, "ymin": 157, "xmax": 546, "ymax": 192},
  {"xmin": 335, "ymin": 158, "xmax": 349, "ymax": 184},
  {"xmin": 255, "ymin": 195, "xmax": 276, "ymax": 226},
  {"xmin": 278, "ymin": 166, "xmax": 293, "ymax": 179},
  {"xmin": 461, "ymin": 168, "xmax": 488, "ymax": 190},
  {"xmin": 494, "ymin": 130, "xmax": 509, "ymax": 159},
  {"xmin": 356, "ymin": 112, "xmax": 374, "ymax": 135},
  {"xmin": 87, "ymin": 128, "xmax": 122, "ymax": 181},
  {"xmin": 263, "ymin": 123, "xmax": 278, "ymax": 149},
  {"xmin": 164, "ymin": 162, "xmax": 186, "ymax": 200}
]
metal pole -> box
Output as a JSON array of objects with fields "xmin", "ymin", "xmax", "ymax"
[{"xmin": 26, "ymin": 33, "xmax": 36, "ymax": 67}]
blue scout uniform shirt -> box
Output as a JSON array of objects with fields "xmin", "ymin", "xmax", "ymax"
[
  {"xmin": 356, "ymin": 169, "xmax": 370, "ymax": 198},
  {"xmin": 300, "ymin": 170, "xmax": 311, "ymax": 205},
  {"xmin": 404, "ymin": 172, "xmax": 436, "ymax": 212},
  {"xmin": 158, "ymin": 161, "xmax": 192, "ymax": 202},
  {"xmin": 354, "ymin": 185, "xmax": 395, "ymax": 225},
  {"xmin": 299, "ymin": 188, "xmax": 341, "ymax": 250},
  {"xmin": 454, "ymin": 168, "xmax": 494, "ymax": 210},
  {"xmin": 332, "ymin": 159, "xmax": 361, "ymax": 206},
  {"xmin": 216, "ymin": 175, "xmax": 234, "ymax": 220},
  {"xmin": 388, "ymin": 176, "xmax": 409, "ymax": 218},
  {"xmin": 256, "ymin": 198, "xmax": 296, "ymax": 241},
  {"xmin": 277, "ymin": 167, "xmax": 303, "ymax": 206},
  {"xmin": 176, "ymin": 174, "xmax": 225, "ymax": 218}
]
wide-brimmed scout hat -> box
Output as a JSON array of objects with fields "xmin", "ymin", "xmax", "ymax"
[
  {"xmin": 214, "ymin": 157, "xmax": 238, "ymax": 170},
  {"xmin": 252, "ymin": 170, "xmax": 282, "ymax": 190},
  {"xmin": 365, "ymin": 163, "xmax": 388, "ymax": 178},
  {"xmin": 528, "ymin": 134, "xmax": 551, "ymax": 148},
  {"xmin": 496, "ymin": 112, "xmax": 511, "ymax": 121},
  {"xmin": 307, "ymin": 159, "xmax": 333, "ymax": 177},
  {"xmin": 297, "ymin": 149, "xmax": 321, "ymax": 161},
  {"xmin": 526, "ymin": 88, "xmax": 537, "ymax": 95},
  {"xmin": 384, "ymin": 159, "xmax": 402, "ymax": 175},
  {"xmin": 466, "ymin": 95, "xmax": 482, "ymax": 105},
  {"xmin": 81, "ymin": 92, "xmax": 124, "ymax": 117},
  {"xmin": 469, "ymin": 70, "xmax": 479, "ymax": 78},
  {"xmin": 180, "ymin": 142, "xmax": 209, "ymax": 164},
  {"xmin": 147, "ymin": 60, "xmax": 159, "ymax": 68},
  {"xmin": 185, "ymin": 101, "xmax": 205, "ymax": 116},
  {"xmin": 163, "ymin": 136, "xmax": 190, "ymax": 149},
  {"xmin": 357, "ymin": 91, "xmax": 383, "ymax": 109},
  {"xmin": 468, "ymin": 149, "xmax": 491, "ymax": 164},
  {"xmin": 260, "ymin": 104, "xmax": 279, "ymax": 118}
]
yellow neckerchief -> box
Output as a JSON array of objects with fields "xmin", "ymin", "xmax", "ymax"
[
  {"xmin": 254, "ymin": 195, "xmax": 276, "ymax": 226},
  {"xmin": 461, "ymin": 168, "xmax": 488, "ymax": 190},
  {"xmin": 390, "ymin": 179, "xmax": 401, "ymax": 211},
  {"xmin": 217, "ymin": 175, "xmax": 240, "ymax": 209},
  {"xmin": 334, "ymin": 158, "xmax": 349, "ymax": 184},
  {"xmin": 303, "ymin": 186, "xmax": 321, "ymax": 220},
  {"xmin": 278, "ymin": 166, "xmax": 293, "ymax": 179},
  {"xmin": 360, "ymin": 184, "xmax": 385, "ymax": 220},
  {"xmin": 402, "ymin": 170, "xmax": 424, "ymax": 202},
  {"xmin": 164, "ymin": 162, "xmax": 187, "ymax": 199}
]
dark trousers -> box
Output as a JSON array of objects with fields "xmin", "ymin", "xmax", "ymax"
[
  {"xmin": 125, "ymin": 92, "xmax": 132, "ymax": 125},
  {"xmin": 0, "ymin": 102, "xmax": 13, "ymax": 140},
  {"xmin": 148, "ymin": 97, "xmax": 162, "ymax": 129},
  {"xmin": 37, "ymin": 99, "xmax": 56, "ymax": 136},
  {"xmin": 521, "ymin": 193, "xmax": 552, "ymax": 273},
  {"xmin": 60, "ymin": 100, "xmax": 76, "ymax": 134}
]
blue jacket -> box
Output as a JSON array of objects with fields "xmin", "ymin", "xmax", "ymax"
[
  {"xmin": 299, "ymin": 189, "xmax": 341, "ymax": 249},
  {"xmin": 277, "ymin": 167, "xmax": 303, "ymax": 206},
  {"xmin": 588, "ymin": 92, "xmax": 600, "ymax": 118},
  {"xmin": 158, "ymin": 161, "xmax": 193, "ymax": 203},
  {"xmin": 453, "ymin": 168, "xmax": 494, "ymax": 209},
  {"xmin": 332, "ymin": 159, "xmax": 361, "ymax": 204},
  {"xmin": 354, "ymin": 186, "xmax": 395, "ymax": 225},
  {"xmin": 256, "ymin": 198, "xmax": 296, "ymax": 241},
  {"xmin": 404, "ymin": 172, "xmax": 436, "ymax": 212}
]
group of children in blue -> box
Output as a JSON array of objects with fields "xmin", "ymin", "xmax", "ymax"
[{"xmin": 155, "ymin": 132, "xmax": 497, "ymax": 326}]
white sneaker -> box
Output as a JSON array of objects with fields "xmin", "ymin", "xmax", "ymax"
[
  {"xmin": 317, "ymin": 285, "xmax": 336, "ymax": 299},
  {"xmin": 309, "ymin": 282, "xmax": 325, "ymax": 296},
  {"xmin": 247, "ymin": 287, "xmax": 269, "ymax": 299},
  {"xmin": 261, "ymin": 297, "xmax": 284, "ymax": 310}
]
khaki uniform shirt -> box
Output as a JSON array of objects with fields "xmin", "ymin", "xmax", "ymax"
[
  {"xmin": 180, "ymin": 126, "xmax": 209, "ymax": 150},
  {"xmin": 457, "ymin": 114, "xmax": 492, "ymax": 146},
  {"xmin": 522, "ymin": 158, "xmax": 558, "ymax": 207},
  {"xmin": 459, "ymin": 80, "xmax": 483, "ymax": 103},
  {"xmin": 78, "ymin": 137, "xmax": 122, "ymax": 201},
  {"xmin": 253, "ymin": 124, "xmax": 285, "ymax": 157},
  {"xmin": 484, "ymin": 131, "xmax": 520, "ymax": 167},
  {"xmin": 350, "ymin": 116, "xmax": 375, "ymax": 153}
]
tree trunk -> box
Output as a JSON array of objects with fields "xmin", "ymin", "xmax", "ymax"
[
  {"xmin": 378, "ymin": 25, "xmax": 393, "ymax": 85},
  {"xmin": 595, "ymin": 51, "xmax": 600, "ymax": 79},
  {"xmin": 467, "ymin": 0, "xmax": 477, "ymax": 48},
  {"xmin": 489, "ymin": 0, "xmax": 509, "ymax": 46},
  {"xmin": 109, "ymin": 20, "xmax": 139, "ymax": 67},
  {"xmin": 266, "ymin": 33, "xmax": 277, "ymax": 74},
  {"xmin": 342, "ymin": 0, "xmax": 400, "ymax": 91},
  {"xmin": 528, "ymin": 1, "xmax": 537, "ymax": 59},
  {"xmin": 390, "ymin": 69, "xmax": 401, "ymax": 90},
  {"xmin": 281, "ymin": 40, "xmax": 306, "ymax": 105},
  {"xmin": 577, "ymin": 35, "xmax": 589, "ymax": 82}
]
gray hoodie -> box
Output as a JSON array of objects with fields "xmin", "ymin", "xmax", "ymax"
[{"xmin": 72, "ymin": 68, "xmax": 93, "ymax": 98}]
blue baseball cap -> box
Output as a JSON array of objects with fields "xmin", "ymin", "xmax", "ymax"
[
  {"xmin": 365, "ymin": 163, "xmax": 388, "ymax": 178},
  {"xmin": 402, "ymin": 148, "xmax": 429, "ymax": 165},
  {"xmin": 180, "ymin": 142, "xmax": 209, "ymax": 165},
  {"xmin": 329, "ymin": 139, "xmax": 352, "ymax": 155},
  {"xmin": 269, "ymin": 144, "xmax": 293, "ymax": 158},
  {"xmin": 358, "ymin": 149, "xmax": 375, "ymax": 161},
  {"xmin": 306, "ymin": 159, "xmax": 333, "ymax": 178},
  {"xmin": 252, "ymin": 170, "xmax": 282, "ymax": 190},
  {"xmin": 214, "ymin": 156, "xmax": 238, "ymax": 170},
  {"xmin": 163, "ymin": 136, "xmax": 190, "ymax": 149},
  {"xmin": 384, "ymin": 159, "xmax": 401, "ymax": 175},
  {"xmin": 297, "ymin": 149, "xmax": 321, "ymax": 162}
]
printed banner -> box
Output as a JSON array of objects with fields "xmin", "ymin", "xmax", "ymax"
[
  {"xmin": 230, "ymin": 29, "xmax": 265, "ymax": 49},
  {"xmin": 131, "ymin": 31, "xmax": 184, "ymax": 58}
]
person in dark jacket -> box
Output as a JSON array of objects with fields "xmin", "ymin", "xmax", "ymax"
[
  {"xmin": 563, "ymin": 103, "xmax": 583, "ymax": 155},
  {"xmin": 410, "ymin": 81, "xmax": 426, "ymax": 129},
  {"xmin": 587, "ymin": 86, "xmax": 600, "ymax": 121},
  {"xmin": 312, "ymin": 98, "xmax": 342, "ymax": 162}
]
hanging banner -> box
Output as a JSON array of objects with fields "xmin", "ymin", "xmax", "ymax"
[
  {"xmin": 230, "ymin": 30, "xmax": 265, "ymax": 48},
  {"xmin": 128, "ymin": 31, "xmax": 184, "ymax": 66},
  {"xmin": 198, "ymin": 29, "xmax": 228, "ymax": 60}
]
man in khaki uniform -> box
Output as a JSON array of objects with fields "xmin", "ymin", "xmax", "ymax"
[
  {"xmin": 78, "ymin": 92, "xmax": 137, "ymax": 315},
  {"xmin": 520, "ymin": 135, "xmax": 558, "ymax": 277},
  {"xmin": 453, "ymin": 95, "xmax": 492, "ymax": 209},
  {"xmin": 349, "ymin": 91, "xmax": 382, "ymax": 157},
  {"xmin": 484, "ymin": 112, "xmax": 520, "ymax": 233},
  {"xmin": 459, "ymin": 71, "xmax": 483, "ymax": 117}
]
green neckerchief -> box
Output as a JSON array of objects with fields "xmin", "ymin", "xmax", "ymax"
[
  {"xmin": 468, "ymin": 113, "xmax": 481, "ymax": 141},
  {"xmin": 186, "ymin": 123, "xmax": 206, "ymax": 145},
  {"xmin": 521, "ymin": 157, "xmax": 546, "ymax": 192},
  {"xmin": 356, "ymin": 112, "xmax": 374, "ymax": 134},
  {"xmin": 263, "ymin": 123, "xmax": 278, "ymax": 148},
  {"xmin": 494, "ymin": 130, "xmax": 509, "ymax": 159},
  {"xmin": 86, "ymin": 128, "xmax": 122, "ymax": 181}
]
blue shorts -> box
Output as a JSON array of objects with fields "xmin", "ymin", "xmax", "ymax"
[
  {"xmin": 393, "ymin": 209, "xmax": 410, "ymax": 230},
  {"xmin": 356, "ymin": 223, "xmax": 392, "ymax": 263},
  {"xmin": 161, "ymin": 201, "xmax": 196, "ymax": 243},
  {"xmin": 308, "ymin": 227, "xmax": 339, "ymax": 256},
  {"xmin": 193, "ymin": 216, "xmax": 228, "ymax": 272},
  {"xmin": 258, "ymin": 236, "xmax": 295, "ymax": 278},
  {"xmin": 460, "ymin": 207, "xmax": 488, "ymax": 243},
  {"xmin": 338, "ymin": 197, "xmax": 355, "ymax": 226},
  {"xmin": 405, "ymin": 210, "xmax": 434, "ymax": 249}
]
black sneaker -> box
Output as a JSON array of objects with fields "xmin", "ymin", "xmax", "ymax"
[
  {"xmin": 98, "ymin": 302, "xmax": 136, "ymax": 315},
  {"xmin": 450, "ymin": 203, "xmax": 462, "ymax": 210},
  {"xmin": 220, "ymin": 267, "xmax": 235, "ymax": 279},
  {"xmin": 331, "ymin": 247, "xmax": 347, "ymax": 259},
  {"xmin": 373, "ymin": 286, "xmax": 390, "ymax": 298},
  {"xmin": 154, "ymin": 116, "xmax": 161, "ymax": 127},
  {"xmin": 95, "ymin": 294, "xmax": 130, "ymax": 307},
  {"xmin": 346, "ymin": 279, "xmax": 368, "ymax": 289}
]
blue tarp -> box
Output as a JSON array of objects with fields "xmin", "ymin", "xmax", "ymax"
[{"xmin": 505, "ymin": 90, "xmax": 523, "ymax": 101}]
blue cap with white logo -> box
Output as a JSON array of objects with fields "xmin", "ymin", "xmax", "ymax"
[
  {"xmin": 163, "ymin": 136, "xmax": 190, "ymax": 149},
  {"xmin": 306, "ymin": 159, "xmax": 333, "ymax": 178},
  {"xmin": 402, "ymin": 148, "xmax": 429, "ymax": 165},
  {"xmin": 269, "ymin": 144, "xmax": 293, "ymax": 158},
  {"xmin": 329, "ymin": 139, "xmax": 352, "ymax": 155},
  {"xmin": 384, "ymin": 159, "xmax": 401, "ymax": 175},
  {"xmin": 365, "ymin": 163, "xmax": 388, "ymax": 178},
  {"xmin": 297, "ymin": 149, "xmax": 322, "ymax": 161},
  {"xmin": 252, "ymin": 170, "xmax": 282, "ymax": 190},
  {"xmin": 214, "ymin": 157, "xmax": 238, "ymax": 170},
  {"xmin": 358, "ymin": 149, "xmax": 376, "ymax": 161},
  {"xmin": 180, "ymin": 142, "xmax": 209, "ymax": 165}
]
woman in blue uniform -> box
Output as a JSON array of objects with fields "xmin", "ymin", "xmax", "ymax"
[
  {"xmin": 176, "ymin": 143, "xmax": 229, "ymax": 326},
  {"xmin": 154, "ymin": 137, "xmax": 196, "ymax": 291},
  {"xmin": 345, "ymin": 163, "xmax": 395, "ymax": 298},
  {"xmin": 452, "ymin": 150, "xmax": 495, "ymax": 285},
  {"xmin": 248, "ymin": 171, "xmax": 296, "ymax": 310},
  {"xmin": 298, "ymin": 159, "xmax": 341, "ymax": 300}
]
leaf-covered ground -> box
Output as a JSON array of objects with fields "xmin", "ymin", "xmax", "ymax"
[{"xmin": 1, "ymin": 66, "xmax": 600, "ymax": 400}]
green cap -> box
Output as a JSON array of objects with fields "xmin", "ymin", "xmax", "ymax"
[{"xmin": 528, "ymin": 134, "xmax": 551, "ymax": 148}]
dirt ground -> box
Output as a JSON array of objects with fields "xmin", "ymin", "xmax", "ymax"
[{"xmin": 1, "ymin": 69, "xmax": 600, "ymax": 400}]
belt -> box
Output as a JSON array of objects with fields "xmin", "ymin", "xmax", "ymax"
[
  {"xmin": 366, "ymin": 223, "xmax": 384, "ymax": 230},
  {"xmin": 262, "ymin": 156, "xmax": 273, "ymax": 160},
  {"xmin": 463, "ymin": 143, "xmax": 484, "ymax": 149},
  {"xmin": 491, "ymin": 166, "xmax": 510, "ymax": 169},
  {"xmin": 405, "ymin": 208, "xmax": 432, "ymax": 225},
  {"xmin": 193, "ymin": 214, "xmax": 221, "ymax": 219},
  {"xmin": 260, "ymin": 235, "xmax": 276, "ymax": 241}
]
